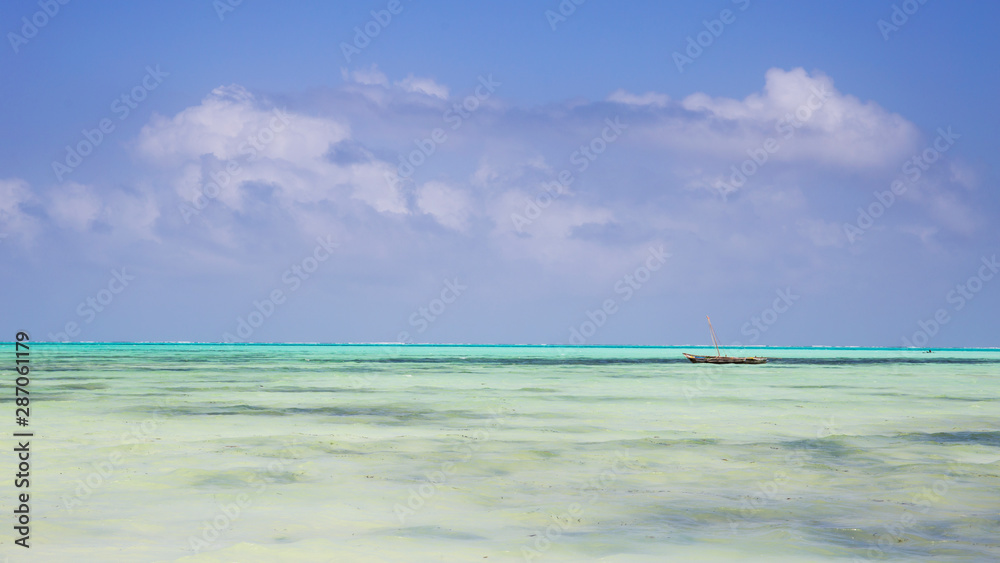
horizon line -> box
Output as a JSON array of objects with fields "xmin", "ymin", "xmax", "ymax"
[{"xmin": 8, "ymin": 341, "xmax": 998, "ymax": 351}]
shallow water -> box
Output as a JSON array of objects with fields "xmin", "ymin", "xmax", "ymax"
[{"xmin": 7, "ymin": 344, "xmax": 1000, "ymax": 561}]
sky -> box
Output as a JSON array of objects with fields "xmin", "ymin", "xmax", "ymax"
[{"xmin": 1, "ymin": 0, "xmax": 998, "ymax": 347}]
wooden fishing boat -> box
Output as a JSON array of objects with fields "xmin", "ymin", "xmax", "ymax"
[
  {"xmin": 682, "ymin": 352, "xmax": 767, "ymax": 364},
  {"xmin": 683, "ymin": 316, "xmax": 767, "ymax": 364}
]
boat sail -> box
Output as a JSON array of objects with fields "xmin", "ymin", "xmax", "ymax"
[{"xmin": 683, "ymin": 316, "xmax": 767, "ymax": 364}]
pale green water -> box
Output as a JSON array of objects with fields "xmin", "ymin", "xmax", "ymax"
[{"xmin": 5, "ymin": 344, "xmax": 999, "ymax": 562}]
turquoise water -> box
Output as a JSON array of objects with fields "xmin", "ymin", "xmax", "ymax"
[{"xmin": 6, "ymin": 344, "xmax": 999, "ymax": 561}]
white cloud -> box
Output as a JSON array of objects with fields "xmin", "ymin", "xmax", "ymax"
[
  {"xmin": 341, "ymin": 65, "xmax": 449, "ymax": 100},
  {"xmin": 107, "ymin": 186, "xmax": 161, "ymax": 241},
  {"xmin": 0, "ymin": 178, "xmax": 39, "ymax": 243},
  {"xmin": 47, "ymin": 182, "xmax": 104, "ymax": 232},
  {"xmin": 607, "ymin": 89, "xmax": 669, "ymax": 107},
  {"xmin": 416, "ymin": 181, "xmax": 472, "ymax": 230},
  {"xmin": 396, "ymin": 74, "xmax": 449, "ymax": 99},
  {"xmin": 135, "ymin": 84, "xmax": 407, "ymax": 220},
  {"xmin": 348, "ymin": 161, "xmax": 408, "ymax": 214},
  {"xmin": 925, "ymin": 192, "xmax": 978, "ymax": 237},
  {"xmin": 341, "ymin": 64, "xmax": 389, "ymax": 87},
  {"xmin": 0, "ymin": 179, "xmax": 33, "ymax": 222},
  {"xmin": 649, "ymin": 67, "xmax": 922, "ymax": 170},
  {"xmin": 948, "ymin": 160, "xmax": 978, "ymax": 190},
  {"xmin": 137, "ymin": 85, "xmax": 350, "ymax": 165},
  {"xmin": 490, "ymin": 186, "xmax": 615, "ymax": 259}
]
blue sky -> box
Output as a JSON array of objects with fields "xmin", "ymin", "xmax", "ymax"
[{"xmin": 1, "ymin": 0, "xmax": 998, "ymax": 346}]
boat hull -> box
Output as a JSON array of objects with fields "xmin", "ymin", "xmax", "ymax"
[{"xmin": 683, "ymin": 353, "xmax": 767, "ymax": 364}]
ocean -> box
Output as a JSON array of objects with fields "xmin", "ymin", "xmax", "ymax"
[{"xmin": 7, "ymin": 344, "xmax": 999, "ymax": 561}]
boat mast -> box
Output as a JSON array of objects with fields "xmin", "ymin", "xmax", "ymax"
[{"xmin": 706, "ymin": 316, "xmax": 721, "ymax": 357}]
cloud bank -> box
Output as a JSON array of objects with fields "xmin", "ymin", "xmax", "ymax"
[{"xmin": 0, "ymin": 68, "xmax": 982, "ymax": 343}]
